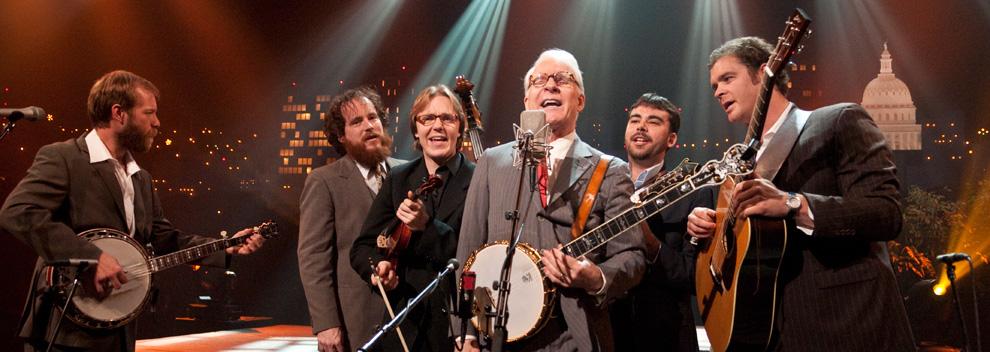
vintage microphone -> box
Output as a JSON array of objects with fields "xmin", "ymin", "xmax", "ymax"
[
  {"xmin": 0, "ymin": 106, "xmax": 45, "ymax": 141},
  {"xmin": 457, "ymin": 271, "xmax": 476, "ymax": 346}
]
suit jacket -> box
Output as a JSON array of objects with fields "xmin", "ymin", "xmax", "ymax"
[
  {"xmin": 0, "ymin": 135, "xmax": 227, "ymax": 351},
  {"xmin": 350, "ymin": 154, "xmax": 474, "ymax": 352},
  {"xmin": 610, "ymin": 166, "xmax": 715, "ymax": 352},
  {"xmin": 297, "ymin": 155, "xmax": 403, "ymax": 351},
  {"xmin": 769, "ymin": 103, "xmax": 914, "ymax": 351},
  {"xmin": 455, "ymin": 138, "xmax": 646, "ymax": 352}
]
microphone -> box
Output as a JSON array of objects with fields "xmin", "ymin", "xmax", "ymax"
[
  {"xmin": 1, "ymin": 106, "xmax": 46, "ymax": 122},
  {"xmin": 512, "ymin": 110, "xmax": 551, "ymax": 168},
  {"xmin": 458, "ymin": 271, "xmax": 476, "ymax": 343},
  {"xmin": 46, "ymin": 259, "xmax": 99, "ymax": 267},
  {"xmin": 936, "ymin": 252, "xmax": 970, "ymax": 264},
  {"xmin": 447, "ymin": 258, "xmax": 460, "ymax": 271}
]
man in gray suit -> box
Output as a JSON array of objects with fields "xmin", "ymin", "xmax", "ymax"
[
  {"xmin": 688, "ymin": 37, "xmax": 914, "ymax": 351},
  {"xmin": 455, "ymin": 49, "xmax": 646, "ymax": 352},
  {"xmin": 298, "ymin": 87, "xmax": 403, "ymax": 352},
  {"xmin": 0, "ymin": 70, "xmax": 266, "ymax": 352}
]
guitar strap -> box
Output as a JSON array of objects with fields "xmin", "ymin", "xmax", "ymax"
[
  {"xmin": 754, "ymin": 105, "xmax": 811, "ymax": 180},
  {"xmin": 570, "ymin": 155, "xmax": 613, "ymax": 240}
]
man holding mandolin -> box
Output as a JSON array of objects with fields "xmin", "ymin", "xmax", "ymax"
[
  {"xmin": 350, "ymin": 84, "xmax": 475, "ymax": 352},
  {"xmin": 688, "ymin": 37, "xmax": 915, "ymax": 351},
  {"xmin": 0, "ymin": 70, "xmax": 267, "ymax": 352}
]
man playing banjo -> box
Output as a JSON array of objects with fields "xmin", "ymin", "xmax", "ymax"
[
  {"xmin": 454, "ymin": 49, "xmax": 646, "ymax": 351},
  {"xmin": 0, "ymin": 70, "xmax": 266, "ymax": 352}
]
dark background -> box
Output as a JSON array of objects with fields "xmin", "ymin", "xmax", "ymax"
[{"xmin": 1, "ymin": 1, "xmax": 987, "ymax": 350}]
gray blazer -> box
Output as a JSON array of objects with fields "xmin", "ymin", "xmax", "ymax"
[
  {"xmin": 455, "ymin": 138, "xmax": 646, "ymax": 352},
  {"xmin": 297, "ymin": 155, "xmax": 403, "ymax": 351}
]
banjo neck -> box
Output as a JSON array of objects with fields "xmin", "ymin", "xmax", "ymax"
[
  {"xmin": 150, "ymin": 221, "xmax": 278, "ymax": 273},
  {"xmin": 559, "ymin": 144, "xmax": 753, "ymax": 260}
]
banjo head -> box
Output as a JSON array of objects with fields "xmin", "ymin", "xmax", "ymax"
[
  {"xmin": 463, "ymin": 241, "xmax": 555, "ymax": 343},
  {"xmin": 61, "ymin": 228, "xmax": 152, "ymax": 329}
]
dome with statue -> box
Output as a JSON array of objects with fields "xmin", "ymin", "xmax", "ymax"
[{"xmin": 862, "ymin": 43, "xmax": 914, "ymax": 108}]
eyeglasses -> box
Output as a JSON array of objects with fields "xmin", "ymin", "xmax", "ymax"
[
  {"xmin": 414, "ymin": 113, "xmax": 460, "ymax": 126},
  {"xmin": 529, "ymin": 71, "xmax": 579, "ymax": 88}
]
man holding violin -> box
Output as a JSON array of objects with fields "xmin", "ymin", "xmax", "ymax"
[{"xmin": 350, "ymin": 84, "xmax": 475, "ymax": 352}]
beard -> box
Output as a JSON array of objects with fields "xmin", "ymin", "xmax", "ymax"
[
  {"xmin": 119, "ymin": 118, "xmax": 155, "ymax": 153},
  {"xmin": 345, "ymin": 131, "xmax": 393, "ymax": 168}
]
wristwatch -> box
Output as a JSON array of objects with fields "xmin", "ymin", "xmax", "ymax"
[{"xmin": 785, "ymin": 192, "xmax": 801, "ymax": 218}]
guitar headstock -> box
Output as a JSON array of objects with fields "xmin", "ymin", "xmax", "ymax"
[
  {"xmin": 253, "ymin": 221, "xmax": 279, "ymax": 239},
  {"xmin": 766, "ymin": 9, "xmax": 813, "ymax": 77}
]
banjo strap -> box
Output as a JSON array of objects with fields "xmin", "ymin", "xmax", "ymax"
[{"xmin": 570, "ymin": 155, "xmax": 613, "ymax": 240}]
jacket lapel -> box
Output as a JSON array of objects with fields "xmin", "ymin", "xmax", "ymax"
[
  {"xmin": 435, "ymin": 162, "xmax": 472, "ymax": 221},
  {"xmin": 548, "ymin": 138, "xmax": 594, "ymax": 206},
  {"xmin": 77, "ymin": 136, "xmax": 129, "ymax": 227},
  {"xmin": 337, "ymin": 155, "xmax": 376, "ymax": 199}
]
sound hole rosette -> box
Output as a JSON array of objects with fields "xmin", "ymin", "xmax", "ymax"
[{"xmin": 462, "ymin": 240, "xmax": 556, "ymax": 343}]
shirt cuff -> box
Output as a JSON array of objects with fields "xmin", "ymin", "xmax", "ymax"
[
  {"xmin": 589, "ymin": 266, "xmax": 608, "ymax": 297},
  {"xmin": 798, "ymin": 205, "xmax": 815, "ymax": 236}
]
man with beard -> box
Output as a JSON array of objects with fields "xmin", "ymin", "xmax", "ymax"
[
  {"xmin": 298, "ymin": 87, "xmax": 404, "ymax": 352},
  {"xmin": 454, "ymin": 49, "xmax": 645, "ymax": 352},
  {"xmin": 609, "ymin": 93, "xmax": 714, "ymax": 351},
  {"xmin": 350, "ymin": 84, "xmax": 474, "ymax": 352},
  {"xmin": 0, "ymin": 70, "xmax": 266, "ymax": 352},
  {"xmin": 687, "ymin": 36, "xmax": 914, "ymax": 350}
]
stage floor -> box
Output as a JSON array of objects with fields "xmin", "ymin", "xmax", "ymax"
[{"xmin": 137, "ymin": 324, "xmax": 711, "ymax": 351}]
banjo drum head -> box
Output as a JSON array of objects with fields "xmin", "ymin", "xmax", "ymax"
[
  {"xmin": 71, "ymin": 231, "xmax": 151, "ymax": 326},
  {"xmin": 466, "ymin": 242, "xmax": 552, "ymax": 342}
]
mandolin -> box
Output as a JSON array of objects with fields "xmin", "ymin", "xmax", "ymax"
[{"xmin": 376, "ymin": 175, "xmax": 444, "ymax": 267}]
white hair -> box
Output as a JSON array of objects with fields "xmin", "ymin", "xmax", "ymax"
[{"xmin": 523, "ymin": 48, "xmax": 584, "ymax": 93}]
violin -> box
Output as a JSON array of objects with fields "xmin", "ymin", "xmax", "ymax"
[
  {"xmin": 376, "ymin": 174, "xmax": 444, "ymax": 266},
  {"xmin": 454, "ymin": 75, "xmax": 485, "ymax": 162}
]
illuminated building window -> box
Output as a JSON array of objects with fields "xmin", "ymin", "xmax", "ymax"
[
  {"xmin": 308, "ymin": 139, "xmax": 330, "ymax": 147},
  {"xmin": 309, "ymin": 130, "xmax": 326, "ymax": 138},
  {"xmin": 320, "ymin": 112, "xmax": 326, "ymax": 120},
  {"xmin": 296, "ymin": 113, "xmax": 311, "ymax": 121},
  {"xmin": 306, "ymin": 167, "xmax": 313, "ymax": 174},
  {"xmin": 288, "ymin": 96, "xmax": 294, "ymax": 103},
  {"xmin": 317, "ymin": 149, "xmax": 324, "ymax": 156},
  {"xmin": 298, "ymin": 157, "xmax": 313, "ymax": 166},
  {"xmin": 289, "ymin": 140, "xmax": 304, "ymax": 147},
  {"xmin": 315, "ymin": 104, "xmax": 321, "ymax": 111},
  {"xmin": 294, "ymin": 131, "xmax": 301, "ymax": 139},
  {"xmin": 281, "ymin": 122, "xmax": 296, "ymax": 130},
  {"xmin": 280, "ymin": 131, "xmax": 286, "ymax": 139},
  {"xmin": 316, "ymin": 95, "xmax": 332, "ymax": 102},
  {"xmin": 282, "ymin": 157, "xmax": 289, "ymax": 165},
  {"xmin": 802, "ymin": 90, "xmax": 812, "ymax": 97},
  {"xmin": 279, "ymin": 149, "xmax": 294, "ymax": 157}
]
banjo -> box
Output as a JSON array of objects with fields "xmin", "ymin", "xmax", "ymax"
[
  {"xmin": 462, "ymin": 145, "xmax": 753, "ymax": 342},
  {"xmin": 46, "ymin": 221, "xmax": 278, "ymax": 330}
]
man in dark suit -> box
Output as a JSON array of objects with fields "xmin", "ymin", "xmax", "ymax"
[
  {"xmin": 687, "ymin": 37, "xmax": 915, "ymax": 351},
  {"xmin": 0, "ymin": 70, "xmax": 266, "ymax": 352},
  {"xmin": 455, "ymin": 49, "xmax": 646, "ymax": 352},
  {"xmin": 298, "ymin": 87, "xmax": 403, "ymax": 352},
  {"xmin": 610, "ymin": 93, "xmax": 714, "ymax": 351},
  {"xmin": 351, "ymin": 84, "xmax": 474, "ymax": 352}
]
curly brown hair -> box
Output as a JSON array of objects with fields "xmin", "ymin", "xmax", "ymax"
[{"xmin": 325, "ymin": 87, "xmax": 388, "ymax": 155}]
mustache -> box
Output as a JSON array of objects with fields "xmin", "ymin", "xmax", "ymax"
[{"xmin": 631, "ymin": 132, "xmax": 653, "ymax": 142}]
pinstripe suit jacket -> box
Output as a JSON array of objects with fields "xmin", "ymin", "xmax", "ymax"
[
  {"xmin": 298, "ymin": 155, "xmax": 403, "ymax": 351},
  {"xmin": 455, "ymin": 138, "xmax": 646, "ymax": 352},
  {"xmin": 770, "ymin": 103, "xmax": 914, "ymax": 351}
]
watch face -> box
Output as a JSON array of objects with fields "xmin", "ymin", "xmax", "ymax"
[{"xmin": 787, "ymin": 194, "xmax": 801, "ymax": 209}]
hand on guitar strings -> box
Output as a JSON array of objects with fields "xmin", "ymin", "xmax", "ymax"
[
  {"xmin": 86, "ymin": 252, "xmax": 128, "ymax": 298},
  {"xmin": 687, "ymin": 207, "xmax": 718, "ymax": 239},
  {"xmin": 316, "ymin": 326, "xmax": 344, "ymax": 352},
  {"xmin": 371, "ymin": 260, "xmax": 400, "ymax": 291},
  {"xmin": 540, "ymin": 245, "xmax": 605, "ymax": 293},
  {"xmin": 396, "ymin": 191, "xmax": 429, "ymax": 231},
  {"xmin": 225, "ymin": 227, "xmax": 266, "ymax": 255}
]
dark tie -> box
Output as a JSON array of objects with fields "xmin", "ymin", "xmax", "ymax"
[{"xmin": 537, "ymin": 159, "xmax": 549, "ymax": 207}]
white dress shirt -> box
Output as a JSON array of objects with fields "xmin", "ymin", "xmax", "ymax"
[{"xmin": 85, "ymin": 130, "xmax": 141, "ymax": 236}]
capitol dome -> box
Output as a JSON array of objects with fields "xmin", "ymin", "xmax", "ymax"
[
  {"xmin": 862, "ymin": 43, "xmax": 914, "ymax": 108},
  {"xmin": 861, "ymin": 43, "xmax": 921, "ymax": 150}
]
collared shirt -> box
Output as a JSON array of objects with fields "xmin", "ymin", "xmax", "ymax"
[
  {"xmin": 633, "ymin": 160, "xmax": 666, "ymax": 190},
  {"xmin": 355, "ymin": 159, "xmax": 389, "ymax": 194},
  {"xmin": 86, "ymin": 130, "xmax": 141, "ymax": 236},
  {"xmin": 756, "ymin": 103, "xmax": 814, "ymax": 235},
  {"xmin": 545, "ymin": 131, "xmax": 577, "ymax": 177}
]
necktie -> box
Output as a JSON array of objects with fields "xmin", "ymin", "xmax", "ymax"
[
  {"xmin": 369, "ymin": 165, "xmax": 384, "ymax": 195},
  {"xmin": 537, "ymin": 159, "xmax": 549, "ymax": 207}
]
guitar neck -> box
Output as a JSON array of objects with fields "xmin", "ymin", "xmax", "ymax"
[
  {"xmin": 149, "ymin": 236, "xmax": 246, "ymax": 273},
  {"xmin": 745, "ymin": 76, "xmax": 776, "ymax": 146},
  {"xmin": 562, "ymin": 172, "xmax": 716, "ymax": 259}
]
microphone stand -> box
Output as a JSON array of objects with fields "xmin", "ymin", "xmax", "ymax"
[
  {"xmin": 946, "ymin": 262, "xmax": 973, "ymax": 351},
  {"xmin": 46, "ymin": 263, "xmax": 91, "ymax": 352},
  {"xmin": 359, "ymin": 261, "xmax": 459, "ymax": 352},
  {"xmin": 0, "ymin": 119, "xmax": 20, "ymax": 141},
  {"xmin": 490, "ymin": 133, "xmax": 536, "ymax": 352}
]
